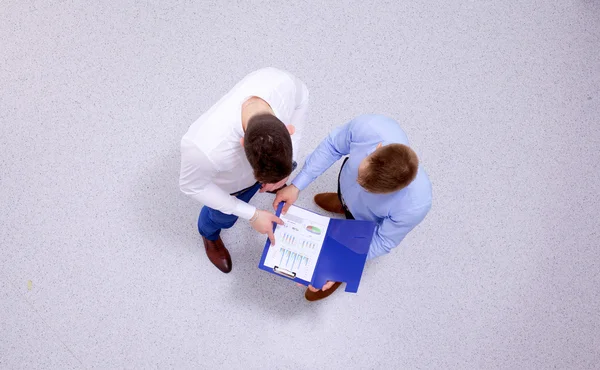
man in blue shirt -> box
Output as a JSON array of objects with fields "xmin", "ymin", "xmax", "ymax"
[{"xmin": 274, "ymin": 114, "xmax": 432, "ymax": 301}]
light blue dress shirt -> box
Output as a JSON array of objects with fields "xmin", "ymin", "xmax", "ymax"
[{"xmin": 292, "ymin": 114, "xmax": 432, "ymax": 259}]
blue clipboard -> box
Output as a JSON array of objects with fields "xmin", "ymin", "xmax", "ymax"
[{"xmin": 258, "ymin": 202, "xmax": 376, "ymax": 293}]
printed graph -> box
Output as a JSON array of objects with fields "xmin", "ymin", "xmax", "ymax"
[
  {"xmin": 282, "ymin": 233, "xmax": 297, "ymax": 245},
  {"xmin": 277, "ymin": 248, "xmax": 309, "ymax": 270},
  {"xmin": 306, "ymin": 225, "xmax": 322, "ymax": 235},
  {"xmin": 300, "ymin": 240, "xmax": 317, "ymax": 249},
  {"xmin": 281, "ymin": 233, "xmax": 317, "ymax": 250},
  {"xmin": 263, "ymin": 205, "xmax": 331, "ymax": 282}
]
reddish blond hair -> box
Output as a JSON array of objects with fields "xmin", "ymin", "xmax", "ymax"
[{"xmin": 358, "ymin": 144, "xmax": 419, "ymax": 193}]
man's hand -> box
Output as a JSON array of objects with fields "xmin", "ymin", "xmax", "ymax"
[
  {"xmin": 273, "ymin": 184, "xmax": 300, "ymax": 214},
  {"xmin": 307, "ymin": 281, "xmax": 336, "ymax": 292},
  {"xmin": 250, "ymin": 210, "xmax": 284, "ymax": 245}
]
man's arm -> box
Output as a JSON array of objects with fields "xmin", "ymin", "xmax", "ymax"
[
  {"xmin": 367, "ymin": 205, "xmax": 431, "ymax": 259},
  {"xmin": 179, "ymin": 138, "xmax": 255, "ymax": 219},
  {"xmin": 291, "ymin": 120, "xmax": 354, "ymax": 191},
  {"xmin": 273, "ymin": 120, "xmax": 354, "ymax": 213},
  {"xmin": 289, "ymin": 79, "xmax": 309, "ymax": 162}
]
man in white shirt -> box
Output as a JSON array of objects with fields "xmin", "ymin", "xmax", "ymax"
[{"xmin": 180, "ymin": 68, "xmax": 309, "ymax": 273}]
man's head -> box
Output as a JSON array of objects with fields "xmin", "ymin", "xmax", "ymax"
[
  {"xmin": 358, "ymin": 143, "xmax": 419, "ymax": 193},
  {"xmin": 243, "ymin": 114, "xmax": 294, "ymax": 186}
]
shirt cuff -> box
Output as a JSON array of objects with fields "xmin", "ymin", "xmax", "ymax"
[
  {"xmin": 291, "ymin": 171, "xmax": 313, "ymax": 191},
  {"xmin": 234, "ymin": 201, "xmax": 256, "ymax": 220}
]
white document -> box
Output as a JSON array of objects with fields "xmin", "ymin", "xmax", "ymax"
[{"xmin": 263, "ymin": 205, "xmax": 330, "ymax": 281}]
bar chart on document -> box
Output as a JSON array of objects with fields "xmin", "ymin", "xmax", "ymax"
[{"xmin": 263, "ymin": 206, "xmax": 330, "ymax": 282}]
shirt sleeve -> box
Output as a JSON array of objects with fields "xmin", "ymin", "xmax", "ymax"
[
  {"xmin": 179, "ymin": 138, "xmax": 256, "ymax": 220},
  {"xmin": 367, "ymin": 204, "xmax": 431, "ymax": 259},
  {"xmin": 291, "ymin": 119, "xmax": 353, "ymax": 191},
  {"xmin": 289, "ymin": 79, "xmax": 309, "ymax": 162}
]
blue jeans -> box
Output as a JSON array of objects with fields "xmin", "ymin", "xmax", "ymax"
[{"xmin": 197, "ymin": 182, "xmax": 262, "ymax": 241}]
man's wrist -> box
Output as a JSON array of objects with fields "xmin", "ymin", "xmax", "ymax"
[
  {"xmin": 291, "ymin": 172, "xmax": 311, "ymax": 191},
  {"xmin": 249, "ymin": 209, "xmax": 260, "ymax": 223}
]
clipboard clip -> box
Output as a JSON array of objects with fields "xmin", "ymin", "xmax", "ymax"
[{"xmin": 273, "ymin": 266, "xmax": 296, "ymax": 279}]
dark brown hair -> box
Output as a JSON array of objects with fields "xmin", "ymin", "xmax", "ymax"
[
  {"xmin": 358, "ymin": 144, "xmax": 419, "ymax": 193},
  {"xmin": 244, "ymin": 114, "xmax": 293, "ymax": 183}
]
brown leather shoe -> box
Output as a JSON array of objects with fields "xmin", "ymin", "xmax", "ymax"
[
  {"xmin": 305, "ymin": 282, "xmax": 343, "ymax": 301},
  {"xmin": 314, "ymin": 193, "xmax": 345, "ymax": 214},
  {"xmin": 202, "ymin": 236, "xmax": 232, "ymax": 273}
]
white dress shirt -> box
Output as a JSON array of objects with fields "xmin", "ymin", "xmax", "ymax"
[{"xmin": 180, "ymin": 67, "xmax": 309, "ymax": 220}]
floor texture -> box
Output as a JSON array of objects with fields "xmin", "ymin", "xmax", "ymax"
[{"xmin": 1, "ymin": 1, "xmax": 599, "ymax": 369}]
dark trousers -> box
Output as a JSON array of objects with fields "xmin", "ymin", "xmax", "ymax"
[{"xmin": 197, "ymin": 182, "xmax": 262, "ymax": 241}]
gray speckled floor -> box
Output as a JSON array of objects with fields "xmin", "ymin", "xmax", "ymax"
[{"xmin": 1, "ymin": 1, "xmax": 599, "ymax": 369}]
